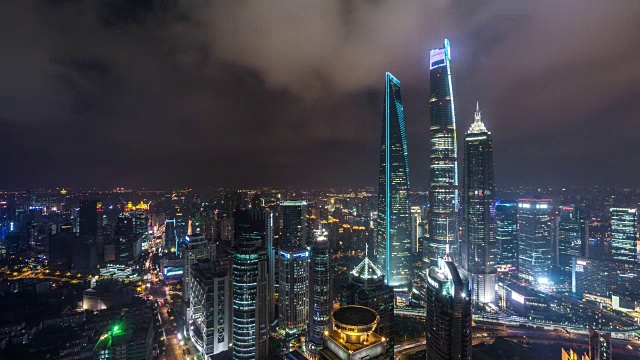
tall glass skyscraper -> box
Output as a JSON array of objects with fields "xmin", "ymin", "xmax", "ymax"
[
  {"xmin": 427, "ymin": 39, "xmax": 459, "ymax": 266},
  {"xmin": 231, "ymin": 210, "xmax": 269, "ymax": 360},
  {"xmin": 376, "ymin": 72, "xmax": 411, "ymax": 290},
  {"xmin": 496, "ymin": 201, "xmax": 518, "ymax": 271},
  {"xmin": 425, "ymin": 258, "xmax": 472, "ymax": 360},
  {"xmin": 557, "ymin": 205, "xmax": 586, "ymax": 272},
  {"xmin": 281, "ymin": 200, "xmax": 308, "ymax": 247},
  {"xmin": 462, "ymin": 103, "xmax": 497, "ymax": 304},
  {"xmin": 517, "ymin": 199, "xmax": 552, "ymax": 284},
  {"xmin": 307, "ymin": 230, "xmax": 331, "ymax": 359},
  {"xmin": 610, "ymin": 207, "xmax": 638, "ymax": 263}
]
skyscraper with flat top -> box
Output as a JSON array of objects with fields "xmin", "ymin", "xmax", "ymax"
[
  {"xmin": 376, "ymin": 72, "xmax": 411, "ymax": 291},
  {"xmin": 427, "ymin": 39, "xmax": 459, "ymax": 266},
  {"xmin": 610, "ymin": 207, "xmax": 638, "ymax": 264},
  {"xmin": 517, "ymin": 199, "xmax": 552, "ymax": 284},
  {"xmin": 231, "ymin": 210, "xmax": 269, "ymax": 360},
  {"xmin": 307, "ymin": 230, "xmax": 331, "ymax": 359},
  {"xmin": 463, "ymin": 103, "xmax": 497, "ymax": 304},
  {"xmin": 282, "ymin": 200, "xmax": 308, "ymax": 247}
]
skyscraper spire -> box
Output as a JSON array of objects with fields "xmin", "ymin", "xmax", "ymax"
[{"xmin": 468, "ymin": 101, "xmax": 488, "ymax": 134}]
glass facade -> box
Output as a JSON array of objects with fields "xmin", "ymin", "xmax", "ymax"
[
  {"xmin": 462, "ymin": 105, "xmax": 497, "ymax": 304},
  {"xmin": 427, "ymin": 39, "xmax": 459, "ymax": 266},
  {"xmin": 496, "ymin": 201, "xmax": 518, "ymax": 270},
  {"xmin": 425, "ymin": 259, "xmax": 472, "ymax": 360},
  {"xmin": 231, "ymin": 210, "xmax": 269, "ymax": 360},
  {"xmin": 610, "ymin": 207, "xmax": 638, "ymax": 263},
  {"xmin": 517, "ymin": 199, "xmax": 552, "ymax": 284},
  {"xmin": 557, "ymin": 206, "xmax": 586, "ymax": 272},
  {"xmin": 281, "ymin": 200, "xmax": 308, "ymax": 247},
  {"xmin": 307, "ymin": 230, "xmax": 331, "ymax": 359},
  {"xmin": 278, "ymin": 246, "xmax": 309, "ymax": 338},
  {"xmin": 376, "ymin": 72, "xmax": 411, "ymax": 290}
]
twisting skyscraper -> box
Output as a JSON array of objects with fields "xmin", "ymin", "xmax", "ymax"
[
  {"xmin": 463, "ymin": 103, "xmax": 497, "ymax": 304},
  {"xmin": 427, "ymin": 39, "xmax": 459, "ymax": 266},
  {"xmin": 376, "ymin": 72, "xmax": 411, "ymax": 291}
]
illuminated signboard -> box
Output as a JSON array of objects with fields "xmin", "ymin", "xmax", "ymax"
[
  {"xmin": 511, "ymin": 291, "xmax": 525, "ymax": 304},
  {"xmin": 429, "ymin": 48, "xmax": 445, "ymax": 70},
  {"xmin": 427, "ymin": 275, "xmax": 439, "ymax": 289}
]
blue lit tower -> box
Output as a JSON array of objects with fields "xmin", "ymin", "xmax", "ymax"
[
  {"xmin": 463, "ymin": 103, "xmax": 497, "ymax": 304},
  {"xmin": 231, "ymin": 210, "xmax": 269, "ymax": 360},
  {"xmin": 427, "ymin": 39, "xmax": 459, "ymax": 266},
  {"xmin": 376, "ymin": 72, "xmax": 412, "ymax": 291}
]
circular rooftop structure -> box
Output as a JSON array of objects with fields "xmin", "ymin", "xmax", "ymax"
[{"xmin": 333, "ymin": 305, "xmax": 379, "ymax": 334}]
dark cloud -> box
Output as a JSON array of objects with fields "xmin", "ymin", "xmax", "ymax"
[{"xmin": 0, "ymin": 0, "xmax": 639, "ymax": 189}]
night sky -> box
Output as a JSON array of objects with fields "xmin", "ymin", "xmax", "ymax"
[{"xmin": 2, "ymin": 1, "xmax": 640, "ymax": 189}]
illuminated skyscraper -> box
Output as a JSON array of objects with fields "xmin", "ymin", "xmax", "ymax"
[
  {"xmin": 427, "ymin": 39, "xmax": 459, "ymax": 266},
  {"xmin": 610, "ymin": 207, "xmax": 639, "ymax": 263},
  {"xmin": 307, "ymin": 230, "xmax": 331, "ymax": 359},
  {"xmin": 231, "ymin": 210, "xmax": 269, "ymax": 360},
  {"xmin": 496, "ymin": 201, "xmax": 518, "ymax": 271},
  {"xmin": 462, "ymin": 103, "xmax": 497, "ymax": 304},
  {"xmin": 282, "ymin": 200, "xmax": 308, "ymax": 247},
  {"xmin": 517, "ymin": 199, "xmax": 552, "ymax": 284},
  {"xmin": 278, "ymin": 246, "xmax": 309, "ymax": 340},
  {"xmin": 376, "ymin": 72, "xmax": 411, "ymax": 290},
  {"xmin": 557, "ymin": 205, "xmax": 587, "ymax": 272},
  {"xmin": 425, "ymin": 258, "xmax": 472, "ymax": 360}
]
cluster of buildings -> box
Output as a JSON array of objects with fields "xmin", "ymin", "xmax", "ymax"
[{"xmin": 0, "ymin": 36, "xmax": 639, "ymax": 360}]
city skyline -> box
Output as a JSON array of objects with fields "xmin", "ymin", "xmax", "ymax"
[{"xmin": 2, "ymin": 2, "xmax": 640, "ymax": 189}]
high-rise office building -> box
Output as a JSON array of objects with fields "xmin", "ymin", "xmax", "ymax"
[
  {"xmin": 231, "ymin": 209, "xmax": 270, "ymax": 360},
  {"xmin": 188, "ymin": 260, "xmax": 230, "ymax": 359},
  {"xmin": 307, "ymin": 230, "xmax": 331, "ymax": 359},
  {"xmin": 164, "ymin": 218, "xmax": 177, "ymax": 253},
  {"xmin": 572, "ymin": 256, "xmax": 640, "ymax": 305},
  {"xmin": 282, "ymin": 200, "xmax": 308, "ymax": 247},
  {"xmin": 79, "ymin": 200, "xmax": 99, "ymax": 238},
  {"xmin": 463, "ymin": 103, "xmax": 497, "ymax": 304},
  {"xmin": 319, "ymin": 306, "xmax": 387, "ymax": 360},
  {"xmin": 517, "ymin": 199, "xmax": 553, "ymax": 284},
  {"xmin": 425, "ymin": 258, "xmax": 472, "ymax": 360},
  {"xmin": 376, "ymin": 72, "xmax": 411, "ymax": 290},
  {"xmin": 343, "ymin": 255, "xmax": 394, "ymax": 359},
  {"xmin": 410, "ymin": 206, "xmax": 423, "ymax": 255},
  {"xmin": 114, "ymin": 212, "xmax": 138, "ymax": 263},
  {"xmin": 557, "ymin": 206, "xmax": 587, "ymax": 272},
  {"xmin": 496, "ymin": 201, "xmax": 518, "ymax": 271},
  {"xmin": 427, "ymin": 39, "xmax": 459, "ymax": 266},
  {"xmin": 278, "ymin": 246, "xmax": 310, "ymax": 339},
  {"xmin": 183, "ymin": 235, "xmax": 214, "ymax": 304},
  {"xmin": 610, "ymin": 207, "xmax": 638, "ymax": 263}
]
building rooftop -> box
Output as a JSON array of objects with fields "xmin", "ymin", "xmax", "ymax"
[
  {"xmin": 350, "ymin": 257, "xmax": 383, "ymax": 280},
  {"xmin": 333, "ymin": 306, "xmax": 377, "ymax": 327}
]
